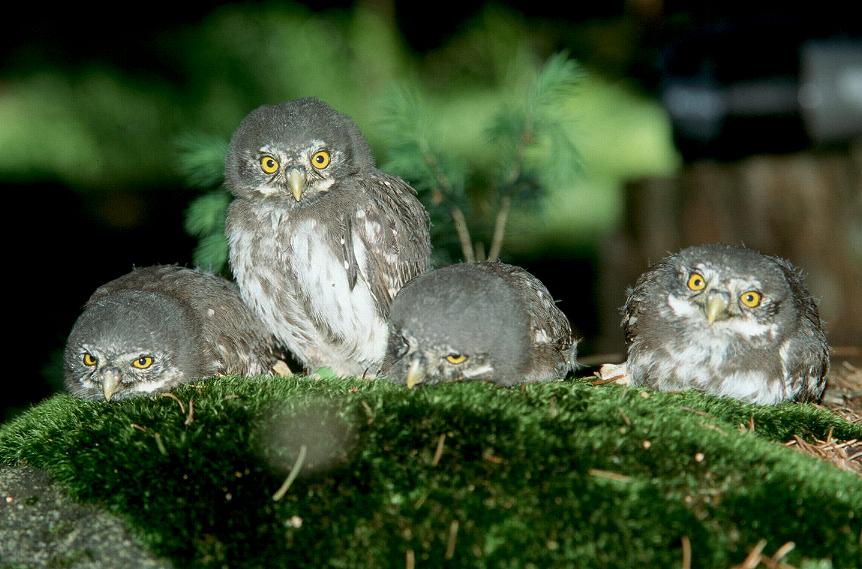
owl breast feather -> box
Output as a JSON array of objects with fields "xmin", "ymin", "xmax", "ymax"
[{"xmin": 227, "ymin": 199, "xmax": 388, "ymax": 376}]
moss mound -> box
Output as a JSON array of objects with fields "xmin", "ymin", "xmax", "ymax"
[{"xmin": 1, "ymin": 377, "xmax": 860, "ymax": 568}]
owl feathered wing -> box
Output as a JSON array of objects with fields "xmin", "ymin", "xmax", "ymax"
[
  {"xmin": 348, "ymin": 171, "xmax": 432, "ymax": 315},
  {"xmin": 769, "ymin": 255, "xmax": 829, "ymax": 401}
]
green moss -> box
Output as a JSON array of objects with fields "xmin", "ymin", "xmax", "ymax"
[{"xmin": 1, "ymin": 377, "xmax": 860, "ymax": 568}]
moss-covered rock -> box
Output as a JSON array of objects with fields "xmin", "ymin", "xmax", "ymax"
[{"xmin": 1, "ymin": 377, "xmax": 860, "ymax": 568}]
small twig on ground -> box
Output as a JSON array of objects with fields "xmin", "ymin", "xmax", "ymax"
[
  {"xmin": 770, "ymin": 542, "xmax": 795, "ymax": 564},
  {"xmin": 405, "ymin": 549, "xmax": 415, "ymax": 569},
  {"xmin": 432, "ymin": 434, "xmax": 446, "ymax": 467},
  {"xmin": 130, "ymin": 423, "xmax": 148, "ymax": 433},
  {"xmin": 749, "ymin": 415, "xmax": 756, "ymax": 432},
  {"xmin": 360, "ymin": 400, "xmax": 375, "ymax": 425},
  {"xmin": 160, "ymin": 392, "xmax": 186, "ymax": 415},
  {"xmin": 618, "ymin": 409, "xmax": 631, "ymax": 426},
  {"xmin": 592, "ymin": 374, "xmax": 625, "ymax": 385},
  {"xmin": 445, "ymin": 520, "xmax": 459, "ymax": 560},
  {"xmin": 153, "ymin": 433, "xmax": 168, "ymax": 456},
  {"xmin": 184, "ymin": 399, "xmax": 195, "ymax": 426},
  {"xmin": 735, "ymin": 539, "xmax": 768, "ymax": 569},
  {"xmin": 681, "ymin": 536, "xmax": 691, "ymax": 569},
  {"xmin": 272, "ymin": 445, "xmax": 308, "ymax": 501},
  {"xmin": 588, "ymin": 469, "xmax": 631, "ymax": 483}
]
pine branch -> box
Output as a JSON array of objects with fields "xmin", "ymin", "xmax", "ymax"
[{"xmin": 176, "ymin": 132, "xmax": 229, "ymax": 189}]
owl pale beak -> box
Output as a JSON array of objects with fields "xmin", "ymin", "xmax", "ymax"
[
  {"xmin": 705, "ymin": 292, "xmax": 730, "ymax": 324},
  {"xmin": 406, "ymin": 357, "xmax": 426, "ymax": 389},
  {"xmin": 286, "ymin": 169, "xmax": 305, "ymax": 201},
  {"xmin": 100, "ymin": 368, "xmax": 122, "ymax": 401}
]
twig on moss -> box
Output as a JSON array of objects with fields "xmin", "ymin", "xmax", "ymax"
[
  {"xmin": 445, "ymin": 520, "xmax": 459, "ymax": 560},
  {"xmin": 770, "ymin": 542, "xmax": 795, "ymax": 564},
  {"xmin": 618, "ymin": 409, "xmax": 631, "ymax": 426},
  {"xmin": 432, "ymin": 433, "xmax": 446, "ymax": 466},
  {"xmin": 272, "ymin": 445, "xmax": 307, "ymax": 501},
  {"xmin": 130, "ymin": 423, "xmax": 148, "ymax": 433},
  {"xmin": 185, "ymin": 399, "xmax": 195, "ymax": 426},
  {"xmin": 405, "ymin": 549, "xmax": 415, "ymax": 569},
  {"xmin": 360, "ymin": 400, "xmax": 375, "ymax": 425},
  {"xmin": 681, "ymin": 536, "xmax": 691, "ymax": 569},
  {"xmin": 734, "ymin": 539, "xmax": 768, "ymax": 569},
  {"xmin": 160, "ymin": 392, "xmax": 186, "ymax": 416},
  {"xmin": 588, "ymin": 469, "xmax": 631, "ymax": 483},
  {"xmin": 153, "ymin": 433, "xmax": 168, "ymax": 456}
]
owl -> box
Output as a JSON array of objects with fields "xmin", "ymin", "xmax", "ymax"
[
  {"xmin": 381, "ymin": 262, "xmax": 578, "ymax": 388},
  {"xmin": 621, "ymin": 244, "xmax": 829, "ymax": 404},
  {"xmin": 225, "ymin": 97, "xmax": 431, "ymax": 377},
  {"xmin": 64, "ymin": 265, "xmax": 283, "ymax": 401}
]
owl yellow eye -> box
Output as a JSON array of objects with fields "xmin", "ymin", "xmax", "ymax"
[
  {"xmin": 82, "ymin": 353, "xmax": 97, "ymax": 367},
  {"xmin": 311, "ymin": 150, "xmax": 331, "ymax": 169},
  {"xmin": 446, "ymin": 354, "xmax": 467, "ymax": 365},
  {"xmin": 740, "ymin": 291, "xmax": 762, "ymax": 308},
  {"xmin": 260, "ymin": 156, "xmax": 279, "ymax": 174},
  {"xmin": 687, "ymin": 272, "xmax": 706, "ymax": 291},
  {"xmin": 132, "ymin": 355, "xmax": 154, "ymax": 370}
]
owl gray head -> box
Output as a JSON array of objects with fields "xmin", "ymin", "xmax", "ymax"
[
  {"xmin": 225, "ymin": 97, "xmax": 374, "ymax": 203},
  {"xmin": 645, "ymin": 244, "xmax": 799, "ymax": 341},
  {"xmin": 64, "ymin": 290, "xmax": 202, "ymax": 401},
  {"xmin": 382, "ymin": 264, "xmax": 531, "ymax": 388}
]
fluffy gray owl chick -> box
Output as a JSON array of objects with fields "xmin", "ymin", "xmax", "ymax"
[
  {"xmin": 382, "ymin": 262, "xmax": 578, "ymax": 388},
  {"xmin": 622, "ymin": 244, "xmax": 829, "ymax": 404},
  {"xmin": 64, "ymin": 265, "xmax": 282, "ymax": 401},
  {"xmin": 225, "ymin": 97, "xmax": 431, "ymax": 376}
]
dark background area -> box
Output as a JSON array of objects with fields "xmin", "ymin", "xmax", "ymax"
[{"xmin": 2, "ymin": 1, "xmax": 860, "ymax": 419}]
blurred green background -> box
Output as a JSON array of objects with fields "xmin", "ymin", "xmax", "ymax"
[{"xmin": 4, "ymin": 1, "xmax": 858, "ymax": 419}]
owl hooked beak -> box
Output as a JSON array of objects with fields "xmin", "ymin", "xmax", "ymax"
[
  {"xmin": 406, "ymin": 356, "xmax": 427, "ymax": 389},
  {"xmin": 703, "ymin": 291, "xmax": 730, "ymax": 324},
  {"xmin": 99, "ymin": 367, "xmax": 122, "ymax": 401},
  {"xmin": 286, "ymin": 169, "xmax": 305, "ymax": 201}
]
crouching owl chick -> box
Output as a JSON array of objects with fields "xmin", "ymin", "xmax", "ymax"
[
  {"xmin": 622, "ymin": 244, "xmax": 829, "ymax": 404},
  {"xmin": 382, "ymin": 262, "xmax": 578, "ymax": 388},
  {"xmin": 64, "ymin": 265, "xmax": 282, "ymax": 401},
  {"xmin": 225, "ymin": 97, "xmax": 431, "ymax": 377}
]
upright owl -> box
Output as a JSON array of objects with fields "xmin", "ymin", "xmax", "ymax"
[
  {"xmin": 225, "ymin": 98, "xmax": 431, "ymax": 377},
  {"xmin": 621, "ymin": 244, "xmax": 829, "ymax": 404},
  {"xmin": 382, "ymin": 262, "xmax": 578, "ymax": 388},
  {"xmin": 64, "ymin": 265, "xmax": 282, "ymax": 401}
]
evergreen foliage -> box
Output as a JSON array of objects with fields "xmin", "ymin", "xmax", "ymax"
[
  {"xmin": 176, "ymin": 52, "xmax": 583, "ymax": 269},
  {"xmin": 177, "ymin": 134, "xmax": 232, "ymax": 272},
  {"xmin": 379, "ymin": 52, "xmax": 582, "ymax": 263},
  {"xmin": 1, "ymin": 376, "xmax": 860, "ymax": 568}
]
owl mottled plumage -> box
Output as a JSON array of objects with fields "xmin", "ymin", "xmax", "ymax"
[
  {"xmin": 622, "ymin": 244, "xmax": 829, "ymax": 404},
  {"xmin": 64, "ymin": 265, "xmax": 282, "ymax": 401},
  {"xmin": 382, "ymin": 262, "xmax": 578, "ymax": 387},
  {"xmin": 225, "ymin": 97, "xmax": 431, "ymax": 376}
]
